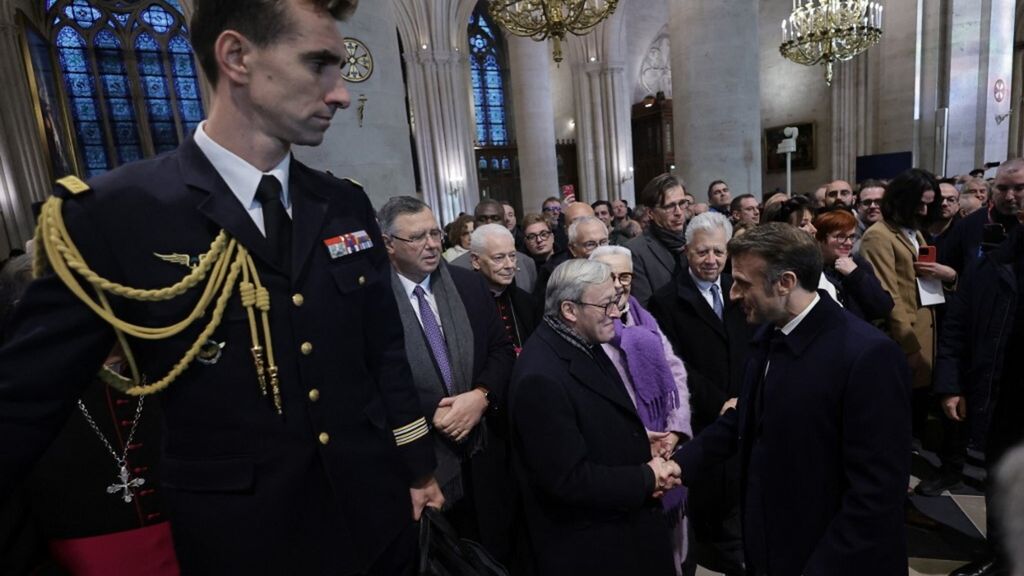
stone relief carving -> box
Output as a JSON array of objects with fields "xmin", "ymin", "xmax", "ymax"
[{"xmin": 636, "ymin": 25, "xmax": 672, "ymax": 103}]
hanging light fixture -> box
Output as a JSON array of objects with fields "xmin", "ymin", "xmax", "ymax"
[
  {"xmin": 780, "ymin": 0, "xmax": 883, "ymax": 86},
  {"xmin": 489, "ymin": 0, "xmax": 620, "ymax": 64}
]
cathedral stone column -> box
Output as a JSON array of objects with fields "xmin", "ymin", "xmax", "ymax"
[
  {"xmin": 670, "ymin": 1, "xmax": 761, "ymax": 200},
  {"xmin": 395, "ymin": 0, "xmax": 479, "ymax": 225},
  {"xmin": 506, "ymin": 34, "xmax": 559, "ymax": 215},
  {"xmin": 566, "ymin": 14, "xmax": 635, "ymax": 204},
  {"xmin": 0, "ymin": 5, "xmax": 52, "ymax": 253}
]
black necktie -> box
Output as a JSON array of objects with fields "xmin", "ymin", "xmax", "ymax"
[{"xmin": 255, "ymin": 175, "xmax": 291, "ymax": 270}]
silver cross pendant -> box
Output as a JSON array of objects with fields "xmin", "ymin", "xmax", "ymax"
[{"xmin": 106, "ymin": 465, "xmax": 145, "ymax": 503}]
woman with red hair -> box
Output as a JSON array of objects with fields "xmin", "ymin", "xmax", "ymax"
[{"xmin": 814, "ymin": 208, "xmax": 894, "ymax": 323}]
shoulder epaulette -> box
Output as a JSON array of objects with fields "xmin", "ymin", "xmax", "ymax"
[
  {"xmin": 55, "ymin": 175, "xmax": 90, "ymax": 196},
  {"xmin": 342, "ymin": 177, "xmax": 364, "ymax": 189}
]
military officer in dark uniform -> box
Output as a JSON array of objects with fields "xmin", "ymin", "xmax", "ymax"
[{"xmin": 0, "ymin": 1, "xmax": 442, "ymax": 574}]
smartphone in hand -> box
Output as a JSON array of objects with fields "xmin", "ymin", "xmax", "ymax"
[{"xmin": 918, "ymin": 246, "xmax": 936, "ymax": 263}]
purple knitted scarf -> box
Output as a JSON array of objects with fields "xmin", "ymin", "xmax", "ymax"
[
  {"xmin": 610, "ymin": 297, "xmax": 680, "ymax": 432},
  {"xmin": 610, "ymin": 296, "xmax": 686, "ymax": 516}
]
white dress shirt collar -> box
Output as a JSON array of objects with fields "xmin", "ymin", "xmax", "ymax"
[
  {"xmin": 689, "ymin": 268, "xmax": 722, "ymax": 294},
  {"xmin": 396, "ymin": 271, "xmax": 434, "ymax": 300},
  {"xmin": 193, "ymin": 121, "xmax": 292, "ymax": 213},
  {"xmin": 780, "ymin": 293, "xmax": 821, "ymax": 336}
]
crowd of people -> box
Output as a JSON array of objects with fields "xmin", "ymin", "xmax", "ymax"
[{"xmin": 1, "ymin": 1, "xmax": 1024, "ymax": 576}]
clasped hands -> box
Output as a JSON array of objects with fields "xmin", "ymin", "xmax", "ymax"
[
  {"xmin": 646, "ymin": 431, "xmax": 683, "ymax": 496},
  {"xmin": 647, "ymin": 456, "xmax": 682, "ymax": 497},
  {"xmin": 432, "ymin": 388, "xmax": 489, "ymax": 443}
]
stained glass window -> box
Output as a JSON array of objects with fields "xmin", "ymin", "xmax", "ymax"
[
  {"xmin": 48, "ymin": 0, "xmax": 206, "ymax": 176},
  {"xmin": 135, "ymin": 32, "xmax": 177, "ymax": 153},
  {"xmin": 468, "ymin": 9, "xmax": 508, "ymax": 146}
]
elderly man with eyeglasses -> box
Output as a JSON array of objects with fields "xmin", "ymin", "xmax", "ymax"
[
  {"xmin": 509, "ymin": 259, "xmax": 681, "ymax": 576},
  {"xmin": 568, "ymin": 216, "xmax": 610, "ymax": 259},
  {"xmin": 627, "ymin": 173, "xmax": 692, "ymax": 307},
  {"xmin": 379, "ymin": 196, "xmax": 517, "ymax": 566}
]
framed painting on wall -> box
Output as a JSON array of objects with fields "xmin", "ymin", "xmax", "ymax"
[
  {"xmin": 764, "ymin": 122, "xmax": 815, "ymax": 173},
  {"xmin": 18, "ymin": 11, "xmax": 79, "ymax": 179}
]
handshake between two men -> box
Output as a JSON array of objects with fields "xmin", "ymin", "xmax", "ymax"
[{"xmin": 647, "ymin": 430, "xmax": 684, "ymax": 496}]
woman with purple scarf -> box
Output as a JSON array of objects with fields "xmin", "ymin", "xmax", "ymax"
[{"xmin": 591, "ymin": 246, "xmax": 694, "ymax": 576}]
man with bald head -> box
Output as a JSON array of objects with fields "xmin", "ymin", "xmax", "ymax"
[
  {"xmin": 825, "ymin": 179, "xmax": 854, "ymax": 208},
  {"xmin": 451, "ymin": 199, "xmax": 537, "ymax": 291},
  {"xmin": 564, "ymin": 200, "xmax": 595, "ymax": 224}
]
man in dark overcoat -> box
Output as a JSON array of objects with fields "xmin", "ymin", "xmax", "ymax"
[
  {"xmin": 509, "ymin": 258, "xmax": 680, "ymax": 576},
  {"xmin": 673, "ymin": 224, "xmax": 911, "ymax": 576}
]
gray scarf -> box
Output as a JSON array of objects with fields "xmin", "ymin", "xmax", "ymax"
[
  {"xmin": 544, "ymin": 314, "xmax": 594, "ymax": 358},
  {"xmin": 391, "ymin": 264, "xmax": 481, "ymax": 504}
]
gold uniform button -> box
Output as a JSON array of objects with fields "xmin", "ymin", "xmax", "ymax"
[
  {"xmin": 357, "ymin": 275, "xmax": 366, "ymax": 286},
  {"xmin": 292, "ymin": 293, "xmax": 304, "ymax": 307},
  {"xmin": 308, "ymin": 388, "xmax": 320, "ymax": 402},
  {"xmin": 318, "ymin": 432, "xmax": 330, "ymax": 445},
  {"xmin": 300, "ymin": 342, "xmax": 313, "ymax": 355}
]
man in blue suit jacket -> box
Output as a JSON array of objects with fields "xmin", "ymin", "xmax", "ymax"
[
  {"xmin": 0, "ymin": 1, "xmax": 440, "ymax": 573},
  {"xmin": 674, "ymin": 223, "xmax": 911, "ymax": 576}
]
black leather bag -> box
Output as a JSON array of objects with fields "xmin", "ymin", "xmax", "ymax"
[{"xmin": 418, "ymin": 508, "xmax": 509, "ymax": 576}]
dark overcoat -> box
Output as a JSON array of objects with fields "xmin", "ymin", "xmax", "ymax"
[
  {"xmin": 674, "ymin": 294, "xmax": 911, "ymax": 576},
  {"xmin": 509, "ymin": 322, "xmax": 676, "ymax": 576}
]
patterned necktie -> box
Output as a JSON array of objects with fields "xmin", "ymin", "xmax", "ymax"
[
  {"xmin": 413, "ymin": 285, "xmax": 453, "ymax": 393},
  {"xmin": 255, "ymin": 175, "xmax": 291, "ymax": 269},
  {"xmin": 710, "ymin": 283, "xmax": 724, "ymax": 320}
]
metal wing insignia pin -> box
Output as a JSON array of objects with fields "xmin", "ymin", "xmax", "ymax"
[{"xmin": 153, "ymin": 252, "xmax": 199, "ymax": 269}]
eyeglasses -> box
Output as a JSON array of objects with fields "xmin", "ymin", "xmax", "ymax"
[
  {"xmin": 389, "ymin": 228, "xmax": 442, "ymax": 247},
  {"xmin": 658, "ymin": 199, "xmax": 692, "ymax": 213},
  {"xmin": 525, "ymin": 230, "xmax": 552, "ymax": 242},
  {"xmin": 941, "ymin": 196, "xmax": 960, "ymax": 204},
  {"xmin": 573, "ymin": 299, "xmax": 620, "ymax": 317},
  {"xmin": 828, "ymin": 234, "xmax": 857, "ymax": 244},
  {"xmin": 858, "ymin": 199, "xmax": 882, "ymax": 207},
  {"xmin": 609, "ymin": 272, "xmax": 633, "ymax": 285},
  {"xmin": 476, "ymin": 214, "xmax": 504, "ymax": 224},
  {"xmin": 577, "ymin": 238, "xmax": 610, "ymax": 251},
  {"xmin": 542, "ymin": 205, "xmax": 562, "ymax": 213}
]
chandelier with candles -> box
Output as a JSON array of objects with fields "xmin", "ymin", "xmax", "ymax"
[
  {"xmin": 780, "ymin": 0, "xmax": 884, "ymax": 86},
  {"xmin": 489, "ymin": 0, "xmax": 620, "ymax": 64}
]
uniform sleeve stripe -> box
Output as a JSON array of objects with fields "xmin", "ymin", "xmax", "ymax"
[
  {"xmin": 392, "ymin": 417, "xmax": 428, "ymax": 436},
  {"xmin": 394, "ymin": 424, "xmax": 430, "ymax": 446},
  {"xmin": 393, "ymin": 421, "xmax": 429, "ymax": 442}
]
